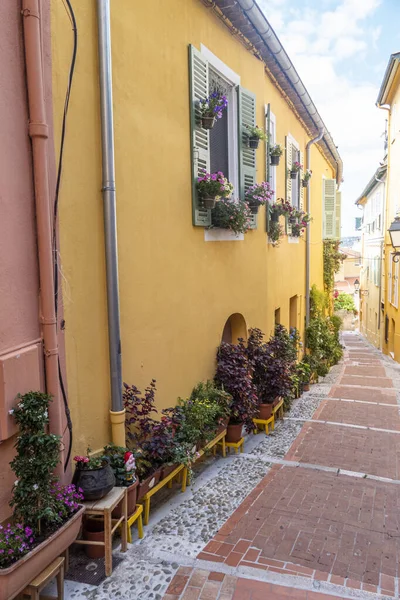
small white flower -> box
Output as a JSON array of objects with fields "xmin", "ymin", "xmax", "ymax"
[
  {"xmin": 33, "ymin": 484, "xmax": 38, "ymax": 490},
  {"xmin": 8, "ymin": 409, "xmax": 14, "ymax": 415},
  {"xmin": 14, "ymin": 480, "xmax": 18, "ymax": 486}
]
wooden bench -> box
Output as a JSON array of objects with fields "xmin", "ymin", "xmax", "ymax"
[{"xmin": 17, "ymin": 556, "xmax": 64, "ymax": 600}]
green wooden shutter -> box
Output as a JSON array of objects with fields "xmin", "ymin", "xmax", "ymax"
[
  {"xmin": 285, "ymin": 136, "xmax": 292, "ymax": 205},
  {"xmin": 335, "ymin": 191, "xmax": 341, "ymax": 239},
  {"xmin": 323, "ymin": 178, "xmax": 336, "ymax": 239},
  {"xmin": 189, "ymin": 45, "xmax": 211, "ymax": 227},
  {"xmin": 265, "ymin": 104, "xmax": 271, "ymax": 233},
  {"xmin": 299, "ymin": 151, "xmax": 304, "ymax": 211},
  {"xmin": 238, "ymin": 86, "xmax": 257, "ymax": 229}
]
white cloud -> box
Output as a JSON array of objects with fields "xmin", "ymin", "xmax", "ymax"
[{"xmin": 258, "ymin": 0, "xmax": 386, "ymax": 235}]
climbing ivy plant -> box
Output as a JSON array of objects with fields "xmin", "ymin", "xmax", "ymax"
[{"xmin": 323, "ymin": 240, "xmax": 344, "ymax": 294}]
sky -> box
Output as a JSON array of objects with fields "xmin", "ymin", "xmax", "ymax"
[{"xmin": 257, "ymin": 0, "xmax": 400, "ymax": 236}]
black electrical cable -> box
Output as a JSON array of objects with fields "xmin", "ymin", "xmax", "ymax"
[{"xmin": 53, "ymin": 0, "xmax": 78, "ymax": 472}]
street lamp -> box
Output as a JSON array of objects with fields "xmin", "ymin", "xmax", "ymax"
[
  {"xmin": 388, "ymin": 216, "xmax": 400, "ymax": 262},
  {"xmin": 354, "ymin": 279, "xmax": 360, "ymax": 292}
]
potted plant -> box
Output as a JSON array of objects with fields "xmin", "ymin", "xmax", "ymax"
[
  {"xmin": 72, "ymin": 449, "xmax": 115, "ymax": 501},
  {"xmin": 302, "ymin": 169, "xmax": 312, "ymax": 187},
  {"xmin": 1, "ymin": 392, "xmax": 84, "ymax": 600},
  {"xmin": 297, "ymin": 361, "xmax": 312, "ymax": 391},
  {"xmin": 268, "ymin": 200, "xmax": 291, "ymax": 245},
  {"xmin": 123, "ymin": 380, "xmax": 167, "ymax": 499},
  {"xmin": 199, "ymin": 90, "xmax": 228, "ymax": 129},
  {"xmin": 245, "ymin": 124, "xmax": 267, "ymax": 149},
  {"xmin": 290, "ymin": 210, "xmax": 311, "ymax": 237},
  {"xmin": 270, "ymin": 144, "xmax": 283, "ymax": 166},
  {"xmin": 189, "ymin": 381, "xmax": 231, "ymax": 438},
  {"xmin": 103, "ymin": 444, "xmax": 138, "ymax": 518},
  {"xmin": 290, "ymin": 161, "xmax": 302, "ymax": 179},
  {"xmin": 197, "ymin": 170, "xmax": 234, "ymax": 209},
  {"xmin": 244, "ymin": 181, "xmax": 274, "ymax": 215},
  {"xmin": 215, "ymin": 340, "xmax": 258, "ymax": 442},
  {"xmin": 211, "ymin": 197, "xmax": 252, "ymax": 234}
]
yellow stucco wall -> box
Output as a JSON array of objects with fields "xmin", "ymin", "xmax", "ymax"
[
  {"xmin": 51, "ymin": 0, "xmax": 335, "ymax": 455},
  {"xmin": 382, "ymin": 74, "xmax": 400, "ymax": 360}
]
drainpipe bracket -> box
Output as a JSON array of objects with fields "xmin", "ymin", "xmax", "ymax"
[
  {"xmin": 40, "ymin": 316, "xmax": 57, "ymax": 325},
  {"xmin": 44, "ymin": 347, "xmax": 58, "ymax": 357},
  {"xmin": 28, "ymin": 121, "xmax": 49, "ymax": 139},
  {"xmin": 21, "ymin": 5, "xmax": 39, "ymax": 19}
]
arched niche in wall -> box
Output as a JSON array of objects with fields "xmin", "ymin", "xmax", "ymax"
[{"xmin": 221, "ymin": 313, "xmax": 247, "ymax": 344}]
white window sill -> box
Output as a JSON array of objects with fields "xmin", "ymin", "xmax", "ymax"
[{"xmin": 204, "ymin": 229, "xmax": 244, "ymax": 242}]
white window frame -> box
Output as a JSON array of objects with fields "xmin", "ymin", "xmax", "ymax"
[
  {"xmin": 267, "ymin": 109, "xmax": 277, "ymax": 201},
  {"xmin": 288, "ymin": 133, "xmax": 300, "ymax": 209},
  {"xmin": 394, "ymin": 259, "xmax": 399, "ymax": 309},
  {"xmin": 388, "ymin": 255, "xmax": 393, "ymax": 304}
]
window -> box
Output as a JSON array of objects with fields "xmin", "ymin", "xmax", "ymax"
[
  {"xmin": 267, "ymin": 109, "xmax": 276, "ymax": 201},
  {"xmin": 189, "ymin": 44, "xmax": 257, "ymax": 230},
  {"xmin": 275, "ymin": 308, "xmax": 280, "ymax": 325},
  {"xmin": 286, "ymin": 134, "xmax": 303, "ymax": 212},
  {"xmin": 289, "ymin": 296, "xmax": 298, "ymax": 331}
]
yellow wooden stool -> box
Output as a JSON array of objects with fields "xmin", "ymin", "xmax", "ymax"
[
  {"xmin": 18, "ymin": 556, "xmax": 64, "ymax": 600},
  {"xmin": 127, "ymin": 504, "xmax": 144, "ymax": 543},
  {"xmin": 253, "ymin": 415, "xmax": 274, "ymax": 434},
  {"xmin": 272, "ymin": 398, "xmax": 284, "ymax": 420},
  {"xmin": 225, "ymin": 438, "xmax": 244, "ymax": 454}
]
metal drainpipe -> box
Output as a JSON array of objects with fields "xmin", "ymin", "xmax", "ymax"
[
  {"xmin": 306, "ymin": 128, "xmax": 325, "ymax": 327},
  {"xmin": 22, "ymin": 0, "xmax": 64, "ymax": 476},
  {"xmin": 96, "ymin": 0, "xmax": 125, "ymax": 446}
]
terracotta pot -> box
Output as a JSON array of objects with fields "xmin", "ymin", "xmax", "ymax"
[
  {"xmin": 72, "ymin": 464, "xmax": 115, "ymax": 501},
  {"xmin": 257, "ymin": 403, "xmax": 273, "ymax": 420},
  {"xmin": 249, "ymin": 137, "xmax": 260, "ymax": 149},
  {"xmin": 112, "ymin": 479, "xmax": 138, "ymax": 519},
  {"xmin": 303, "ymin": 383, "xmax": 310, "ymax": 391},
  {"xmin": 216, "ymin": 418, "xmax": 229, "ymax": 435},
  {"xmin": 83, "ymin": 518, "xmax": 105, "ymax": 559},
  {"xmin": 226, "ymin": 423, "xmax": 243, "ymax": 443},
  {"xmin": 270, "ymin": 154, "xmax": 280, "ymax": 166},
  {"xmin": 137, "ymin": 468, "xmax": 162, "ymax": 501},
  {"xmin": 203, "ymin": 195, "xmax": 216, "ymax": 209},
  {"xmin": 161, "ymin": 463, "xmax": 180, "ymax": 480},
  {"xmin": 290, "ymin": 170, "xmax": 298, "ymax": 179},
  {"xmin": 201, "ymin": 115, "xmax": 216, "ymax": 129},
  {"xmin": 0, "ymin": 506, "xmax": 84, "ymax": 600}
]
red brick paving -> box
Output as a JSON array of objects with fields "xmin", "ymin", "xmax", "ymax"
[
  {"xmin": 164, "ymin": 336, "xmax": 400, "ymax": 599},
  {"xmin": 164, "ymin": 569, "xmax": 347, "ymax": 599},
  {"xmin": 340, "ymin": 374, "xmax": 393, "ymax": 387},
  {"xmin": 329, "ymin": 384, "xmax": 397, "ymax": 403},
  {"xmin": 314, "ymin": 399, "xmax": 400, "ymax": 430},
  {"xmin": 286, "ymin": 421, "xmax": 400, "ymax": 478}
]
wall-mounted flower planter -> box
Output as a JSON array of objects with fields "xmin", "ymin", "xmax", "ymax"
[
  {"xmin": 270, "ymin": 154, "xmax": 280, "ymax": 166},
  {"xmin": 202, "ymin": 195, "xmax": 216, "ymax": 209},
  {"xmin": 248, "ymin": 203, "xmax": 260, "ymax": 215},
  {"xmin": 270, "ymin": 211, "xmax": 279, "ymax": 223},
  {"xmin": 0, "ymin": 506, "xmax": 84, "ymax": 600},
  {"xmin": 302, "ymin": 180, "xmax": 309, "ymax": 188},
  {"xmin": 248, "ymin": 137, "xmax": 260, "ymax": 149},
  {"xmin": 288, "ymin": 216, "xmax": 297, "ymax": 225},
  {"xmin": 290, "ymin": 170, "xmax": 298, "ymax": 179},
  {"xmin": 201, "ymin": 116, "xmax": 216, "ymax": 129}
]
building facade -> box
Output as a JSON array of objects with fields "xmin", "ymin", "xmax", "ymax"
[
  {"xmin": 356, "ymin": 166, "xmax": 386, "ymax": 349},
  {"xmin": 377, "ymin": 54, "xmax": 400, "ymax": 359},
  {"xmin": 0, "ymin": 0, "xmax": 343, "ymax": 521}
]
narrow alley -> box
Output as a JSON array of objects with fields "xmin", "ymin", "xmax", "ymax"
[{"xmin": 160, "ymin": 333, "xmax": 400, "ymax": 600}]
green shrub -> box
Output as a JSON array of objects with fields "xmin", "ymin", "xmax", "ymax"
[
  {"xmin": 334, "ymin": 292, "xmax": 356, "ymax": 314},
  {"xmin": 305, "ymin": 312, "xmax": 343, "ymax": 377}
]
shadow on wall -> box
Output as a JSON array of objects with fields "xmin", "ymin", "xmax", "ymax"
[{"xmin": 221, "ymin": 313, "xmax": 247, "ymax": 344}]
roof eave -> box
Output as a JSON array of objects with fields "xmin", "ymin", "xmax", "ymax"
[{"xmin": 377, "ymin": 53, "xmax": 400, "ymax": 106}]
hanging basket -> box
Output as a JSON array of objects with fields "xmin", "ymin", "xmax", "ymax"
[
  {"xmin": 288, "ymin": 215, "xmax": 297, "ymax": 225},
  {"xmin": 248, "ymin": 137, "xmax": 260, "ymax": 149},
  {"xmin": 290, "ymin": 170, "xmax": 298, "ymax": 180},
  {"xmin": 270, "ymin": 211, "xmax": 279, "ymax": 223},
  {"xmin": 302, "ymin": 180, "xmax": 309, "ymax": 188},
  {"xmin": 270, "ymin": 154, "xmax": 280, "ymax": 166},
  {"xmin": 202, "ymin": 195, "xmax": 216, "ymax": 209},
  {"xmin": 248, "ymin": 203, "xmax": 260, "ymax": 215},
  {"xmin": 201, "ymin": 115, "xmax": 216, "ymax": 130}
]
